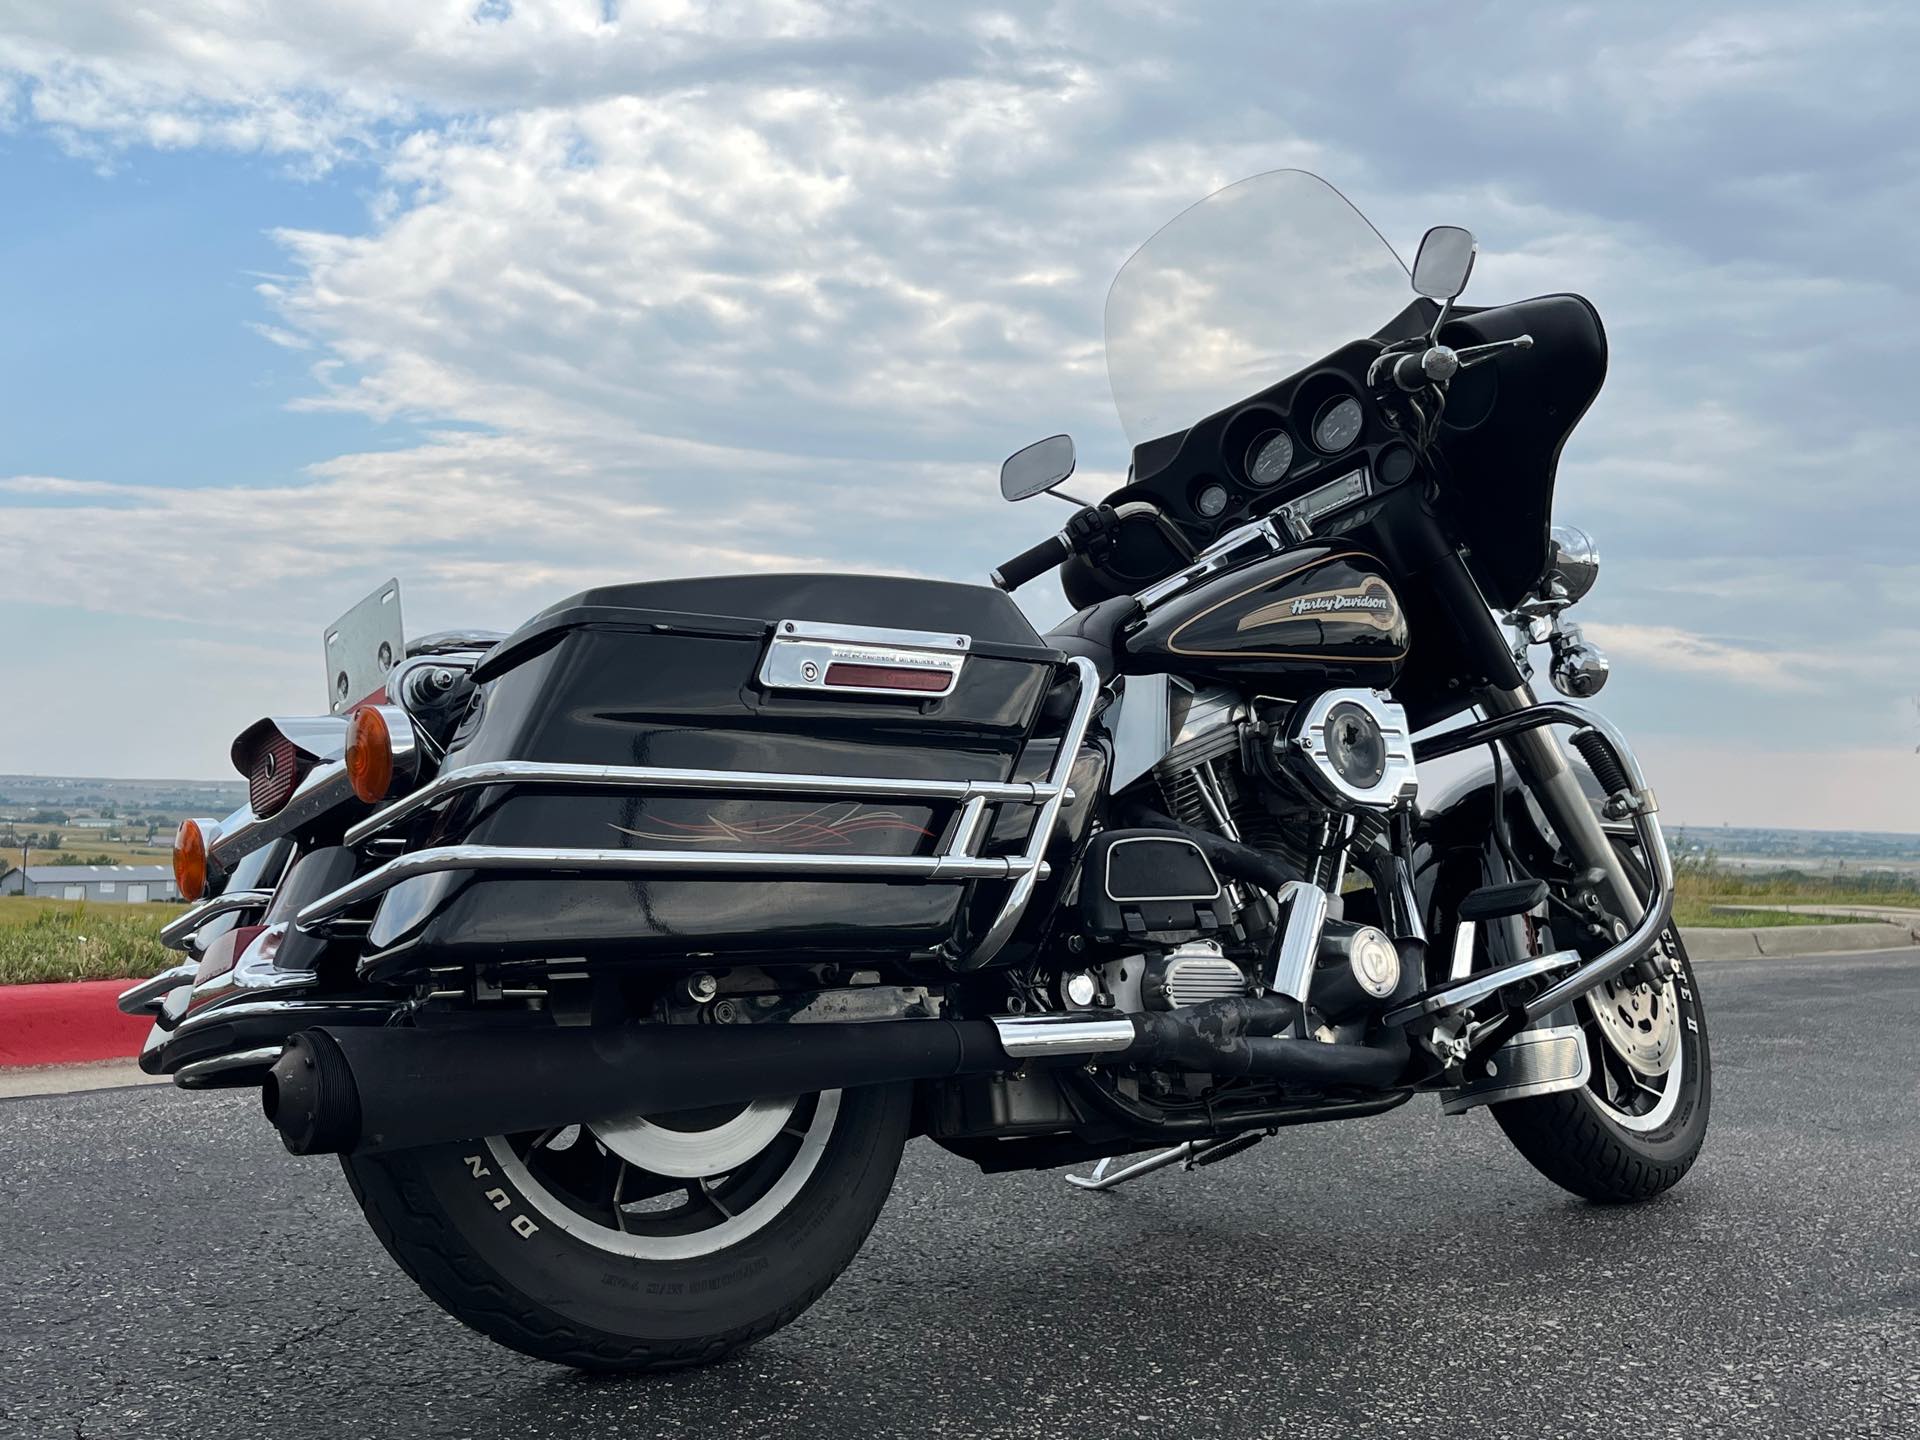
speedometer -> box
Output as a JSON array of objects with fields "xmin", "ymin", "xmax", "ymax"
[
  {"xmin": 1312, "ymin": 396, "xmax": 1365, "ymax": 453},
  {"xmin": 1246, "ymin": 430, "xmax": 1295, "ymax": 487}
]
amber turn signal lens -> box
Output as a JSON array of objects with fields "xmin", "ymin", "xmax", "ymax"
[
  {"xmin": 345, "ymin": 706, "xmax": 395, "ymax": 805},
  {"xmin": 173, "ymin": 820, "xmax": 208, "ymax": 902}
]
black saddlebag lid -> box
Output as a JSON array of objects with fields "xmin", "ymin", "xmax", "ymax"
[{"xmin": 475, "ymin": 572, "xmax": 1050, "ymax": 684}]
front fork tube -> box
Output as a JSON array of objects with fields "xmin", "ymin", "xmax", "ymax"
[
  {"xmin": 1409, "ymin": 521, "xmax": 1646, "ymax": 930},
  {"xmin": 1478, "ymin": 681, "xmax": 1646, "ymax": 927}
]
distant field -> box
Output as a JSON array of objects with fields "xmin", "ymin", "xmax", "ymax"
[
  {"xmin": 0, "ymin": 898, "xmax": 180, "ymax": 984},
  {"xmin": 10, "ymin": 838, "xmax": 175, "ymax": 866}
]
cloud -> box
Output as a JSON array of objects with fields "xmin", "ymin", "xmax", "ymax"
[
  {"xmin": 1579, "ymin": 622, "xmax": 1851, "ymax": 693},
  {"xmin": 3, "ymin": 0, "xmax": 1920, "ymax": 823}
]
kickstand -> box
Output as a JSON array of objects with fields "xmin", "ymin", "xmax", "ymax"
[{"xmin": 1064, "ymin": 1132, "xmax": 1264, "ymax": 1192}]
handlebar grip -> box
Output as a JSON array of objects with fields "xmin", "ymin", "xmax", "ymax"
[
  {"xmin": 990, "ymin": 532, "xmax": 1073, "ymax": 592},
  {"xmin": 1390, "ymin": 351, "xmax": 1430, "ymax": 392}
]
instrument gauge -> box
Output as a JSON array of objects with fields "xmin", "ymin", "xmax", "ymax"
[
  {"xmin": 1245, "ymin": 430, "xmax": 1295, "ymax": 487},
  {"xmin": 1193, "ymin": 481, "xmax": 1231, "ymax": 519},
  {"xmin": 1312, "ymin": 396, "xmax": 1365, "ymax": 453}
]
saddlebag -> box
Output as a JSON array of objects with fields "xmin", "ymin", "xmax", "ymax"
[{"xmin": 349, "ymin": 573, "xmax": 1088, "ymax": 974}]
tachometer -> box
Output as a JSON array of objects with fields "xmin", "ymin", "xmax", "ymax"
[
  {"xmin": 1312, "ymin": 396, "xmax": 1365, "ymax": 453},
  {"xmin": 1245, "ymin": 430, "xmax": 1295, "ymax": 487}
]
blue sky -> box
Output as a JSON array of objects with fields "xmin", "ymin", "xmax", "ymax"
[{"xmin": 1, "ymin": 1, "xmax": 1917, "ymax": 830}]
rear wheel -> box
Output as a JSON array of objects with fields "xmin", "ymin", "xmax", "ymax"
[
  {"xmin": 1493, "ymin": 930, "xmax": 1711, "ymax": 1203},
  {"xmin": 342, "ymin": 1082, "xmax": 911, "ymax": 1371}
]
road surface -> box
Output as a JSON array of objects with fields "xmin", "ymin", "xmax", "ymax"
[{"xmin": 4, "ymin": 949, "xmax": 1917, "ymax": 1439}]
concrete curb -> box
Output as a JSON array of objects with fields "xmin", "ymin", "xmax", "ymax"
[
  {"xmin": 0, "ymin": 980, "xmax": 153, "ymax": 1067},
  {"xmin": 1682, "ymin": 922, "xmax": 1919, "ymax": 961}
]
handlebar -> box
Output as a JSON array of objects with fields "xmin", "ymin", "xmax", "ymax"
[
  {"xmin": 1379, "ymin": 335, "xmax": 1535, "ymax": 392},
  {"xmin": 990, "ymin": 531, "xmax": 1073, "ymax": 592}
]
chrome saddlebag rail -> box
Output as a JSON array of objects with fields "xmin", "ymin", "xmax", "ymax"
[{"xmin": 297, "ymin": 656, "xmax": 1101, "ymax": 968}]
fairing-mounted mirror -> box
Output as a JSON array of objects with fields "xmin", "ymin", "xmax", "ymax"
[
  {"xmin": 1411, "ymin": 225, "xmax": 1477, "ymax": 301},
  {"xmin": 1000, "ymin": 433, "xmax": 1076, "ymax": 502}
]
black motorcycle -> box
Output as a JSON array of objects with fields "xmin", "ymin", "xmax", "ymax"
[{"xmin": 129, "ymin": 170, "xmax": 1708, "ymax": 1371}]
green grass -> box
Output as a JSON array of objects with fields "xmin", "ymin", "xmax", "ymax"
[
  {"xmin": 1671, "ymin": 899, "xmax": 1836, "ymax": 929},
  {"xmin": 0, "ymin": 899, "xmax": 181, "ymax": 984},
  {"xmin": 1670, "ymin": 854, "xmax": 1919, "ymax": 928}
]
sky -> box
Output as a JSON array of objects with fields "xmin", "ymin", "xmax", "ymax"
[{"xmin": 1, "ymin": 1, "xmax": 1917, "ymax": 831}]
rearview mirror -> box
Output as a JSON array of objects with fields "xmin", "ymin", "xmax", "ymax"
[
  {"xmin": 1000, "ymin": 434, "xmax": 1076, "ymax": 502},
  {"xmin": 1411, "ymin": 225, "xmax": 1477, "ymax": 301}
]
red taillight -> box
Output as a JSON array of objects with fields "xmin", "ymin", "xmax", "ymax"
[
  {"xmin": 823, "ymin": 663, "xmax": 953, "ymax": 694},
  {"xmin": 344, "ymin": 705, "xmax": 394, "ymax": 804},
  {"xmin": 194, "ymin": 923, "xmax": 267, "ymax": 987},
  {"xmin": 173, "ymin": 820, "xmax": 208, "ymax": 902},
  {"xmin": 248, "ymin": 733, "xmax": 302, "ymax": 817}
]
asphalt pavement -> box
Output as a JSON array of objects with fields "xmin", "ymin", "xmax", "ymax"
[{"xmin": 4, "ymin": 949, "xmax": 1918, "ymax": 1440}]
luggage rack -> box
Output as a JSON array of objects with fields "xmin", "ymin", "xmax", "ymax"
[{"xmin": 294, "ymin": 656, "xmax": 1100, "ymax": 969}]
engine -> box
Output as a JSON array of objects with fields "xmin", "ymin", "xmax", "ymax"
[{"xmin": 1061, "ymin": 683, "xmax": 1420, "ymax": 1048}]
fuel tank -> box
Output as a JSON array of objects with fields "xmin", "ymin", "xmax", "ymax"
[{"xmin": 1121, "ymin": 543, "xmax": 1408, "ymax": 694}]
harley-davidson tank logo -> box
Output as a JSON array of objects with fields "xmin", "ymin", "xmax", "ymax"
[{"xmin": 1238, "ymin": 576, "xmax": 1401, "ymax": 633}]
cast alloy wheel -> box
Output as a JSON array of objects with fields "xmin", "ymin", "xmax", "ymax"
[
  {"xmin": 1579, "ymin": 969, "xmax": 1684, "ymax": 1133},
  {"xmin": 484, "ymin": 1092, "xmax": 842, "ymax": 1260}
]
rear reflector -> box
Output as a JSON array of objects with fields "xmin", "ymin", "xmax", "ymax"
[{"xmin": 823, "ymin": 663, "xmax": 954, "ymax": 694}]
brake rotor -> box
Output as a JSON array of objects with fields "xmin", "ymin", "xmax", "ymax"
[
  {"xmin": 592, "ymin": 1096, "xmax": 799, "ymax": 1178},
  {"xmin": 1586, "ymin": 972, "xmax": 1681, "ymax": 1076}
]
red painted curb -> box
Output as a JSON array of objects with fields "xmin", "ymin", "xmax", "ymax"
[{"xmin": 0, "ymin": 980, "xmax": 153, "ymax": 1067}]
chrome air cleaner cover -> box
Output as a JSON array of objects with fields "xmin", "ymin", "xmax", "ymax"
[{"xmin": 1283, "ymin": 688, "xmax": 1418, "ymax": 810}]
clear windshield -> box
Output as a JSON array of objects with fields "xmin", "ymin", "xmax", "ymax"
[{"xmin": 1105, "ymin": 170, "xmax": 1417, "ymax": 447}]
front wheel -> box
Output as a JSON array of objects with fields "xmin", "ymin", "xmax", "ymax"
[
  {"xmin": 342, "ymin": 1082, "xmax": 912, "ymax": 1371},
  {"xmin": 1493, "ymin": 931, "xmax": 1712, "ymax": 1203}
]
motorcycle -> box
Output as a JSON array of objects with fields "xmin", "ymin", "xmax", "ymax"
[{"xmin": 127, "ymin": 170, "xmax": 1709, "ymax": 1372}]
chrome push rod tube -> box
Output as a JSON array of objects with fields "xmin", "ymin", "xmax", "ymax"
[{"xmin": 1267, "ymin": 880, "xmax": 1330, "ymax": 1006}]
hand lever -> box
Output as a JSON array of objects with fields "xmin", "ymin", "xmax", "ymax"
[{"xmin": 1453, "ymin": 334, "xmax": 1533, "ymax": 369}]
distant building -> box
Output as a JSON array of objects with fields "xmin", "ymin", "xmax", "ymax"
[
  {"xmin": 72, "ymin": 819, "xmax": 115, "ymax": 830},
  {"xmin": 0, "ymin": 867, "xmax": 22, "ymax": 896},
  {"xmin": 17, "ymin": 865, "xmax": 178, "ymax": 903}
]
